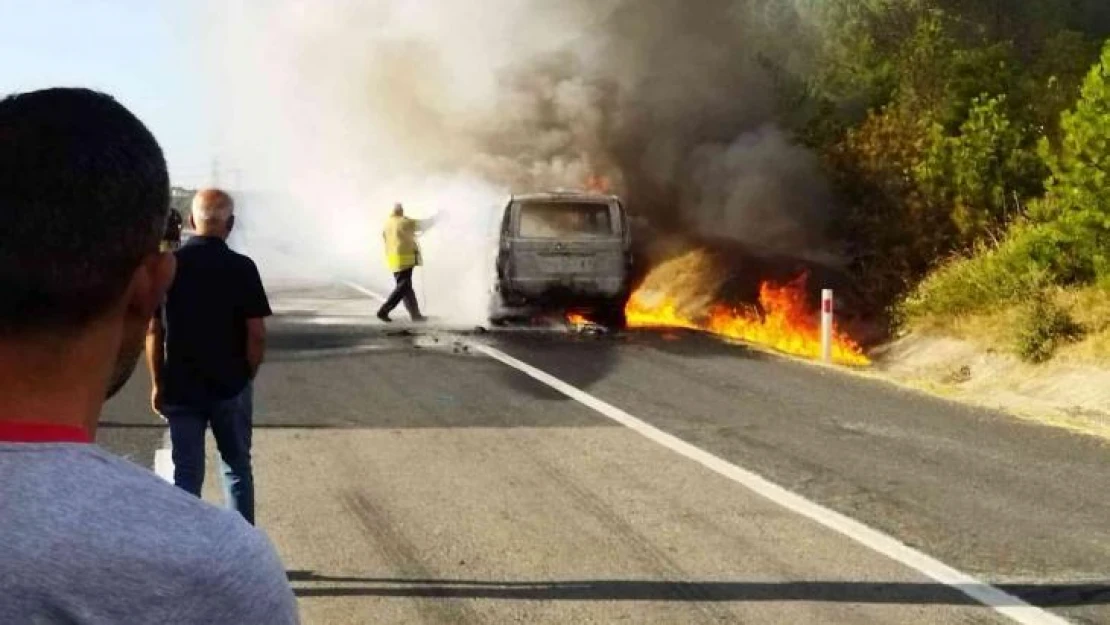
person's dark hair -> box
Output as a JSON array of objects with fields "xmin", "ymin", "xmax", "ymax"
[{"xmin": 0, "ymin": 88, "xmax": 169, "ymax": 336}]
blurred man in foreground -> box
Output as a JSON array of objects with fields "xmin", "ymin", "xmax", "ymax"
[
  {"xmin": 148, "ymin": 188, "xmax": 271, "ymax": 525},
  {"xmin": 378, "ymin": 202, "xmax": 437, "ymax": 322},
  {"xmin": 0, "ymin": 88, "xmax": 297, "ymax": 624}
]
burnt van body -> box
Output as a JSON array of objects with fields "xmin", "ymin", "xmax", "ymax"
[{"xmin": 491, "ymin": 191, "xmax": 632, "ymax": 327}]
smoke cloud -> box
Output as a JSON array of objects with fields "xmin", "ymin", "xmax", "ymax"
[{"xmin": 198, "ymin": 0, "xmax": 835, "ymax": 323}]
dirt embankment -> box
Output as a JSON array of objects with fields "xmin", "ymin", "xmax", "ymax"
[{"xmin": 870, "ymin": 331, "xmax": 1110, "ymax": 439}]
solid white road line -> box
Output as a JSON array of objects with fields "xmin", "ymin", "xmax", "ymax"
[
  {"xmin": 345, "ymin": 281, "xmax": 385, "ymax": 303},
  {"xmin": 344, "ymin": 280, "xmax": 1071, "ymax": 625},
  {"xmin": 469, "ymin": 343, "xmax": 1069, "ymax": 625}
]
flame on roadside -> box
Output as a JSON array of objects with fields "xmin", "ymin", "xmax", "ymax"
[
  {"xmin": 626, "ymin": 272, "xmax": 870, "ymax": 366},
  {"xmin": 566, "ymin": 311, "xmax": 591, "ymax": 327}
]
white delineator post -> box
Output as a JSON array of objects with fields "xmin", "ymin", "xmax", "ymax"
[{"xmin": 820, "ymin": 289, "xmax": 834, "ymax": 363}]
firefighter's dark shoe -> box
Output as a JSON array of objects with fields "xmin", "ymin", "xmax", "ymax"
[
  {"xmin": 376, "ymin": 310, "xmax": 392, "ymax": 323},
  {"xmin": 411, "ymin": 314, "xmax": 428, "ymax": 323}
]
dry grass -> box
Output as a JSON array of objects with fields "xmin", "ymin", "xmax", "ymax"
[
  {"xmin": 631, "ymin": 248, "xmax": 730, "ymax": 319},
  {"xmin": 907, "ymin": 283, "xmax": 1110, "ymax": 366},
  {"xmin": 1055, "ymin": 284, "xmax": 1110, "ymax": 363}
]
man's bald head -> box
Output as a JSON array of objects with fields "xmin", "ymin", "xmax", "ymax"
[{"xmin": 191, "ymin": 188, "xmax": 235, "ymax": 237}]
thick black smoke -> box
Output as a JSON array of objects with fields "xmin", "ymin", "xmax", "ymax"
[{"xmin": 469, "ymin": 0, "xmax": 835, "ymax": 257}]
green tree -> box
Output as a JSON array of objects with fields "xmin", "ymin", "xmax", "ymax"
[
  {"xmin": 826, "ymin": 101, "xmax": 951, "ymax": 309},
  {"xmin": 916, "ymin": 94, "xmax": 1046, "ymax": 241},
  {"xmin": 1034, "ymin": 40, "xmax": 1110, "ymax": 281},
  {"xmin": 1021, "ymin": 31, "xmax": 1101, "ymax": 144},
  {"xmin": 776, "ymin": 0, "xmax": 1110, "ymax": 315}
]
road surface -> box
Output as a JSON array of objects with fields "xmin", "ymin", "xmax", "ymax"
[{"xmin": 101, "ymin": 282, "xmax": 1110, "ymax": 624}]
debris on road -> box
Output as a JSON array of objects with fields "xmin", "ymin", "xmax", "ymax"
[{"xmin": 565, "ymin": 311, "xmax": 610, "ymax": 335}]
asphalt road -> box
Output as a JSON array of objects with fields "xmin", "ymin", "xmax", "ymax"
[{"xmin": 100, "ymin": 282, "xmax": 1110, "ymax": 625}]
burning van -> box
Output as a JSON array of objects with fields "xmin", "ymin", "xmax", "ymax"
[{"xmin": 490, "ymin": 190, "xmax": 633, "ymax": 327}]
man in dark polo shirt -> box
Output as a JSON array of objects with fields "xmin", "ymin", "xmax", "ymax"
[{"xmin": 146, "ymin": 188, "xmax": 271, "ymax": 525}]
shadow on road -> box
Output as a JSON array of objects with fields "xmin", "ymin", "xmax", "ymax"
[
  {"xmin": 265, "ymin": 318, "xmax": 403, "ymax": 354},
  {"xmin": 286, "ymin": 571, "xmax": 1110, "ymax": 607},
  {"xmin": 486, "ymin": 326, "xmax": 769, "ymax": 401},
  {"xmin": 98, "ymin": 421, "xmax": 353, "ymax": 430},
  {"xmin": 264, "ymin": 319, "xmax": 478, "ymax": 364},
  {"xmin": 488, "ymin": 333, "xmax": 620, "ymax": 400}
]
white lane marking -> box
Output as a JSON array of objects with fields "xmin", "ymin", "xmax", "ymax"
[
  {"xmin": 345, "ymin": 281, "xmax": 385, "ymax": 303},
  {"xmin": 153, "ymin": 429, "xmax": 174, "ymax": 483},
  {"xmin": 472, "ymin": 344, "xmax": 1071, "ymax": 624},
  {"xmin": 343, "ymin": 280, "xmax": 1071, "ymax": 625}
]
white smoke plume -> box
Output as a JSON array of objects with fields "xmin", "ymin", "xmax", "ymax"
[{"xmin": 197, "ymin": 0, "xmax": 832, "ymax": 323}]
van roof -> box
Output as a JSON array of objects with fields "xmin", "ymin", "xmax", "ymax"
[{"xmin": 511, "ymin": 190, "xmax": 619, "ymax": 203}]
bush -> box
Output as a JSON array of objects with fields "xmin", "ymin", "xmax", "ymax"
[
  {"xmin": 1014, "ymin": 293, "xmax": 1084, "ymax": 363},
  {"xmin": 900, "ymin": 223, "xmax": 1048, "ymax": 319},
  {"xmin": 898, "ymin": 214, "xmax": 1108, "ymax": 320}
]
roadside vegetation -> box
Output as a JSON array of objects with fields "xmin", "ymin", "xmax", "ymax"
[{"xmin": 771, "ymin": 1, "xmax": 1110, "ymax": 363}]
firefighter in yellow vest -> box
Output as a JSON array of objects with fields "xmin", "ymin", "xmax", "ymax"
[{"xmin": 378, "ymin": 203, "xmax": 438, "ymax": 322}]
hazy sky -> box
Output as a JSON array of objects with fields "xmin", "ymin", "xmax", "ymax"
[{"xmin": 0, "ymin": 1, "xmax": 213, "ymax": 185}]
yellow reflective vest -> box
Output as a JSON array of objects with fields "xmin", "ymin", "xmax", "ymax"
[{"xmin": 383, "ymin": 215, "xmax": 421, "ymax": 272}]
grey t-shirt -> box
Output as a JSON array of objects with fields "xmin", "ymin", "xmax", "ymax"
[{"xmin": 0, "ymin": 443, "xmax": 300, "ymax": 625}]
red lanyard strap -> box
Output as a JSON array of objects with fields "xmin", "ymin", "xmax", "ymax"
[{"xmin": 0, "ymin": 421, "xmax": 91, "ymax": 443}]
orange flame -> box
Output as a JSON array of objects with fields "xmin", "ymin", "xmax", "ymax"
[
  {"xmin": 585, "ymin": 174, "xmax": 611, "ymax": 194},
  {"xmin": 566, "ymin": 311, "xmax": 591, "ymax": 326},
  {"xmin": 626, "ymin": 273, "xmax": 869, "ymax": 366}
]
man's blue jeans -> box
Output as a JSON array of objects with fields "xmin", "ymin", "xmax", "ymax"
[{"xmin": 163, "ymin": 384, "xmax": 255, "ymax": 525}]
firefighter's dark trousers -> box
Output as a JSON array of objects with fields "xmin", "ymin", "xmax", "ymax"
[{"xmin": 379, "ymin": 267, "xmax": 422, "ymax": 319}]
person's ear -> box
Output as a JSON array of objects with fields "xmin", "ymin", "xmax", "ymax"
[
  {"xmin": 189, "ymin": 212, "xmax": 197, "ymax": 231},
  {"xmin": 227, "ymin": 214, "xmax": 235, "ymax": 234},
  {"xmin": 126, "ymin": 251, "xmax": 176, "ymax": 321}
]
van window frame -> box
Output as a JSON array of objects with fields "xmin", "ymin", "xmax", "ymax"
[{"xmin": 509, "ymin": 198, "xmax": 621, "ymax": 241}]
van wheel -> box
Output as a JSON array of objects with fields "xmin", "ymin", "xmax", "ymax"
[{"xmin": 595, "ymin": 300, "xmax": 627, "ymax": 330}]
